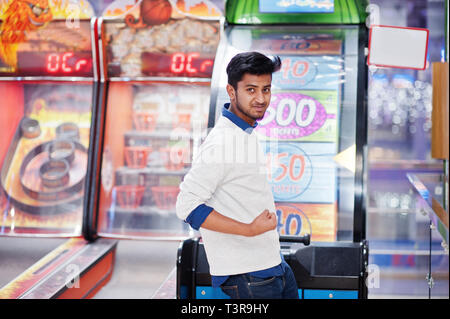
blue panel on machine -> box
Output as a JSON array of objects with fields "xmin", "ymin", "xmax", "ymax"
[
  {"xmin": 196, "ymin": 286, "xmax": 230, "ymax": 299},
  {"xmin": 304, "ymin": 289, "xmax": 358, "ymax": 299}
]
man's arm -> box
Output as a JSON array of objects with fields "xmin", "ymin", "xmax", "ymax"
[
  {"xmin": 176, "ymin": 141, "xmax": 225, "ymax": 223},
  {"xmin": 176, "ymin": 140, "xmax": 277, "ymax": 236},
  {"xmin": 201, "ymin": 209, "xmax": 277, "ymax": 237}
]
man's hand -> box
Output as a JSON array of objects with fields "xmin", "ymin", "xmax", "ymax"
[{"xmin": 248, "ymin": 209, "xmax": 277, "ymax": 236}]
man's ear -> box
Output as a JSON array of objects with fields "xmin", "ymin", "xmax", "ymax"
[{"xmin": 226, "ymin": 84, "xmax": 236, "ymax": 101}]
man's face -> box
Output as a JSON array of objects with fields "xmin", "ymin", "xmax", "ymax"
[{"xmin": 226, "ymin": 73, "xmax": 272, "ymax": 126}]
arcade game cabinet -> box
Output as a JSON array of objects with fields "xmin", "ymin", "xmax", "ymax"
[
  {"xmin": 177, "ymin": 0, "xmax": 370, "ymax": 299},
  {"xmin": 88, "ymin": 0, "xmax": 222, "ymax": 240},
  {"xmin": 0, "ymin": 0, "xmax": 116, "ymax": 298}
]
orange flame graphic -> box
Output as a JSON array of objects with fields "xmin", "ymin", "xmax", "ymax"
[
  {"xmin": 176, "ymin": 0, "xmax": 220, "ymax": 17},
  {"xmin": 0, "ymin": 0, "xmax": 53, "ymax": 69}
]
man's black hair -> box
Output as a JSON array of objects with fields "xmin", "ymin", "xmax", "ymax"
[{"xmin": 226, "ymin": 51, "xmax": 282, "ymax": 89}]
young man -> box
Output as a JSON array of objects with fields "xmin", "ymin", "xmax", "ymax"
[{"xmin": 176, "ymin": 52, "xmax": 298, "ymax": 299}]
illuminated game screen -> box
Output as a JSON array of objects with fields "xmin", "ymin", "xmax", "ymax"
[
  {"xmin": 141, "ymin": 52, "xmax": 214, "ymax": 78},
  {"xmin": 15, "ymin": 52, "xmax": 93, "ymax": 77}
]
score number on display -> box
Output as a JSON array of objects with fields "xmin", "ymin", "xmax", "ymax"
[
  {"xmin": 170, "ymin": 53, "xmax": 213, "ymax": 74},
  {"xmin": 13, "ymin": 51, "xmax": 92, "ymax": 76},
  {"xmin": 141, "ymin": 51, "xmax": 214, "ymax": 78},
  {"xmin": 46, "ymin": 52, "xmax": 89, "ymax": 74}
]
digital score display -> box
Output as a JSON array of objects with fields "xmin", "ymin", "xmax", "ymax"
[
  {"xmin": 10, "ymin": 52, "xmax": 94, "ymax": 77},
  {"xmin": 141, "ymin": 52, "xmax": 214, "ymax": 78}
]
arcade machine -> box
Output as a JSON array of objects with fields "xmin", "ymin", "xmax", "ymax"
[
  {"xmin": 0, "ymin": 0, "xmax": 116, "ymax": 298},
  {"xmin": 177, "ymin": 0, "xmax": 370, "ymax": 299},
  {"xmin": 88, "ymin": 0, "xmax": 222, "ymax": 240}
]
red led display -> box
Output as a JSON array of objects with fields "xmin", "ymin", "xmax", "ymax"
[
  {"xmin": 169, "ymin": 53, "xmax": 213, "ymax": 74},
  {"xmin": 6, "ymin": 51, "xmax": 94, "ymax": 77},
  {"xmin": 46, "ymin": 53, "xmax": 89, "ymax": 74},
  {"xmin": 141, "ymin": 52, "xmax": 214, "ymax": 78}
]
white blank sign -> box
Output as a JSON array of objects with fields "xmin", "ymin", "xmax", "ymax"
[{"xmin": 368, "ymin": 25, "xmax": 429, "ymax": 70}]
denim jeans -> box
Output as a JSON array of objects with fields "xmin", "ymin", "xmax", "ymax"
[{"xmin": 220, "ymin": 264, "xmax": 299, "ymax": 299}]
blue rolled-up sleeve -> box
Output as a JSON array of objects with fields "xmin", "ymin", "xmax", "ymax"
[{"xmin": 185, "ymin": 204, "xmax": 214, "ymax": 230}]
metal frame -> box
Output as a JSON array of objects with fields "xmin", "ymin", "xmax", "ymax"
[
  {"xmin": 82, "ymin": 17, "xmax": 103, "ymax": 241},
  {"xmin": 353, "ymin": 25, "xmax": 369, "ymax": 242},
  {"xmin": 207, "ymin": 17, "xmax": 227, "ymax": 129},
  {"xmin": 90, "ymin": 17, "xmax": 99, "ymax": 83},
  {"xmin": 109, "ymin": 77, "xmax": 212, "ymax": 83},
  {"xmin": 97, "ymin": 17, "xmax": 107, "ymax": 84},
  {"xmin": 0, "ymin": 76, "xmax": 94, "ymax": 81}
]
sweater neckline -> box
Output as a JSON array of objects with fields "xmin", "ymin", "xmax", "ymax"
[{"xmin": 222, "ymin": 103, "xmax": 258, "ymax": 134}]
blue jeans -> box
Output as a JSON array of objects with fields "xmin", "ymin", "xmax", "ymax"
[{"xmin": 220, "ymin": 264, "xmax": 299, "ymax": 299}]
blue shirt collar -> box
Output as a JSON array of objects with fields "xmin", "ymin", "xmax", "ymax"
[{"xmin": 222, "ymin": 103, "xmax": 258, "ymax": 134}]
